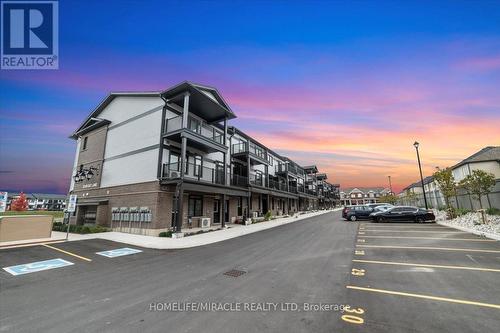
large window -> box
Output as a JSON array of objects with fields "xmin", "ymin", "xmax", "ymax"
[{"xmin": 188, "ymin": 196, "xmax": 203, "ymax": 217}]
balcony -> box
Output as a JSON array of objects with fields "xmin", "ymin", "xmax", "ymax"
[
  {"xmin": 230, "ymin": 174, "xmax": 248, "ymax": 188},
  {"xmin": 231, "ymin": 142, "xmax": 268, "ymax": 165},
  {"xmin": 161, "ymin": 163, "xmax": 249, "ymax": 189},
  {"xmin": 161, "ymin": 162, "xmax": 225, "ymax": 185},
  {"xmin": 163, "ymin": 115, "xmax": 226, "ymax": 153},
  {"xmin": 249, "ymin": 172, "xmax": 266, "ymax": 187},
  {"xmin": 268, "ymin": 179, "xmax": 287, "ymax": 192},
  {"xmin": 277, "ymin": 163, "xmax": 303, "ymax": 176}
]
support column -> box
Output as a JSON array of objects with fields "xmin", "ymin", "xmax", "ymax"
[
  {"xmin": 265, "ymin": 164, "xmax": 269, "ymax": 188},
  {"xmin": 182, "ymin": 92, "xmax": 190, "ymax": 128},
  {"xmin": 176, "ymin": 184, "xmax": 184, "ymax": 232},
  {"xmin": 176, "ymin": 92, "xmax": 190, "ymax": 234},
  {"xmin": 223, "ymin": 117, "xmax": 228, "ymax": 186},
  {"xmin": 222, "ymin": 194, "xmax": 227, "ymax": 228}
]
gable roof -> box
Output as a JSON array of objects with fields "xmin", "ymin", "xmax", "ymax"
[
  {"xmin": 161, "ymin": 81, "xmax": 236, "ymax": 122},
  {"xmin": 70, "ymin": 92, "xmax": 160, "ymax": 139},
  {"xmin": 452, "ymin": 146, "xmax": 500, "ymax": 169},
  {"xmin": 341, "ymin": 187, "xmax": 387, "ymax": 194},
  {"xmin": 70, "ymin": 81, "xmax": 238, "ymax": 140}
]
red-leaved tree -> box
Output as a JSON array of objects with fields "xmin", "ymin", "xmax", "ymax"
[{"xmin": 11, "ymin": 192, "xmax": 28, "ymax": 211}]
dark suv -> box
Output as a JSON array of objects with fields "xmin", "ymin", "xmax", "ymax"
[{"xmin": 345, "ymin": 205, "xmax": 374, "ymax": 221}]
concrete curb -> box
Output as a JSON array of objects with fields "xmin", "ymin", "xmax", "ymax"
[
  {"xmin": 56, "ymin": 208, "xmax": 341, "ymax": 249},
  {"xmin": 0, "ymin": 239, "xmax": 66, "ymax": 249},
  {"xmin": 437, "ymin": 220, "xmax": 500, "ymax": 241}
]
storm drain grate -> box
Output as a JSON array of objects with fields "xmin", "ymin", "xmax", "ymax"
[{"xmin": 223, "ymin": 269, "xmax": 247, "ymax": 278}]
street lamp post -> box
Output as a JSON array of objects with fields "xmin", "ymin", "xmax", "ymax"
[
  {"xmin": 388, "ymin": 176, "xmax": 393, "ymax": 194},
  {"xmin": 413, "ymin": 141, "xmax": 429, "ymax": 209}
]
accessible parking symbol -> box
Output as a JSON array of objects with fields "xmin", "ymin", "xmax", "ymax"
[
  {"xmin": 3, "ymin": 258, "xmax": 74, "ymax": 276},
  {"xmin": 96, "ymin": 248, "xmax": 143, "ymax": 258}
]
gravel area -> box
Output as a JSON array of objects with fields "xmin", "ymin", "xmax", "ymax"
[{"xmin": 433, "ymin": 209, "xmax": 500, "ymax": 236}]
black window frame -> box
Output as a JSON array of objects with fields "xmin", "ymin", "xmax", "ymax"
[
  {"xmin": 82, "ymin": 136, "xmax": 88, "ymax": 151},
  {"xmin": 168, "ymin": 151, "xmax": 181, "ymax": 171},
  {"xmin": 188, "ymin": 195, "xmax": 203, "ymax": 217}
]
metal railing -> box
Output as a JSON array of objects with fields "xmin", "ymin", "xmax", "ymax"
[
  {"xmin": 231, "ymin": 174, "xmax": 248, "ymax": 187},
  {"xmin": 268, "ymin": 179, "xmax": 287, "ymax": 192},
  {"xmin": 231, "ymin": 142, "xmax": 267, "ymax": 161},
  {"xmin": 277, "ymin": 163, "xmax": 302, "ymax": 175},
  {"xmin": 162, "ymin": 162, "xmax": 225, "ymax": 185},
  {"xmin": 162, "ymin": 162, "xmax": 321, "ymax": 196},
  {"xmin": 164, "ymin": 115, "xmax": 224, "ymax": 145},
  {"xmin": 249, "ymin": 172, "xmax": 266, "ymax": 187}
]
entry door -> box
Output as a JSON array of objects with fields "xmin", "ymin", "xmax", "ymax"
[
  {"xmin": 213, "ymin": 200, "xmax": 221, "ymax": 224},
  {"xmin": 225, "ymin": 200, "xmax": 230, "ymax": 223},
  {"xmin": 262, "ymin": 196, "xmax": 268, "ymax": 214}
]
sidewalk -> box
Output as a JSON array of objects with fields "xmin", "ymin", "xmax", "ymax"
[{"xmin": 49, "ymin": 209, "xmax": 340, "ymax": 249}]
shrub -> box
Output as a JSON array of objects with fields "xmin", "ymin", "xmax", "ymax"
[
  {"xmin": 264, "ymin": 211, "xmax": 272, "ymax": 221},
  {"xmin": 159, "ymin": 231, "xmax": 173, "ymax": 237},
  {"xmin": 486, "ymin": 207, "xmax": 500, "ymax": 215},
  {"xmin": 52, "ymin": 223, "xmax": 109, "ymax": 234}
]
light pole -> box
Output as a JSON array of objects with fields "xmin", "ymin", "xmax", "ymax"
[
  {"xmin": 413, "ymin": 141, "xmax": 428, "ymax": 209},
  {"xmin": 388, "ymin": 176, "xmax": 393, "ymax": 195}
]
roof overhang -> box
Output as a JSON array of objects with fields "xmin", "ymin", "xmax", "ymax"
[
  {"xmin": 303, "ymin": 165, "xmax": 318, "ymax": 173},
  {"xmin": 161, "ymin": 82, "xmax": 236, "ymax": 123}
]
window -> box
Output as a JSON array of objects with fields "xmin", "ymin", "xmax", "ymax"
[
  {"xmin": 188, "ymin": 196, "xmax": 203, "ymax": 217},
  {"xmin": 168, "ymin": 152, "xmax": 180, "ymax": 171},
  {"xmin": 194, "ymin": 155, "xmax": 202, "ymax": 176},
  {"xmin": 82, "ymin": 136, "xmax": 88, "ymax": 150},
  {"xmin": 188, "ymin": 117, "xmax": 201, "ymax": 133},
  {"xmin": 185, "ymin": 153, "xmax": 202, "ymax": 176}
]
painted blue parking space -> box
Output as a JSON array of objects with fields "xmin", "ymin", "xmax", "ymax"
[
  {"xmin": 3, "ymin": 258, "xmax": 74, "ymax": 276},
  {"xmin": 95, "ymin": 248, "xmax": 142, "ymax": 258}
]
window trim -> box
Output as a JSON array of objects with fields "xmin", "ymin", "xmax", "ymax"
[
  {"xmin": 82, "ymin": 136, "xmax": 88, "ymax": 151},
  {"xmin": 188, "ymin": 195, "xmax": 203, "ymax": 217}
]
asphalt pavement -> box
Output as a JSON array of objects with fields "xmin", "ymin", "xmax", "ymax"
[{"xmin": 1, "ymin": 211, "xmax": 499, "ymax": 332}]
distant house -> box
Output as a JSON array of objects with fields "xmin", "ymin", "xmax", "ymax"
[
  {"xmin": 340, "ymin": 187, "xmax": 390, "ymax": 206},
  {"xmin": 398, "ymin": 146, "xmax": 500, "ymax": 209},
  {"xmin": 6, "ymin": 193, "xmax": 67, "ymax": 211},
  {"xmin": 452, "ymin": 146, "xmax": 500, "ymax": 209}
]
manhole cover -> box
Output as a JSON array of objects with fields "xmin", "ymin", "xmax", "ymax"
[{"xmin": 223, "ymin": 269, "xmax": 247, "ymax": 278}]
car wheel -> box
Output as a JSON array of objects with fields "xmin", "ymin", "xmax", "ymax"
[
  {"xmin": 377, "ymin": 217, "xmax": 385, "ymax": 223},
  {"xmin": 416, "ymin": 216, "xmax": 425, "ymax": 223},
  {"xmin": 350, "ymin": 215, "xmax": 357, "ymax": 222}
]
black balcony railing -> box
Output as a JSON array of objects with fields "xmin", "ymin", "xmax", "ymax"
[
  {"xmin": 249, "ymin": 172, "xmax": 266, "ymax": 187},
  {"xmin": 164, "ymin": 115, "xmax": 224, "ymax": 145},
  {"xmin": 277, "ymin": 163, "xmax": 301, "ymax": 175},
  {"xmin": 162, "ymin": 162, "xmax": 225, "ymax": 185},
  {"xmin": 268, "ymin": 179, "xmax": 287, "ymax": 192},
  {"xmin": 231, "ymin": 174, "xmax": 248, "ymax": 188},
  {"xmin": 162, "ymin": 162, "xmax": 321, "ymax": 196},
  {"xmin": 231, "ymin": 142, "xmax": 267, "ymax": 161}
]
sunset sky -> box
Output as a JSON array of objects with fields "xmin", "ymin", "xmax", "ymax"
[{"xmin": 1, "ymin": 1, "xmax": 500, "ymax": 194}]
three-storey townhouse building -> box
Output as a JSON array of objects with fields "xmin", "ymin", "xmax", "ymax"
[
  {"xmin": 68, "ymin": 82, "xmax": 337, "ymax": 235},
  {"xmin": 340, "ymin": 187, "xmax": 390, "ymax": 206}
]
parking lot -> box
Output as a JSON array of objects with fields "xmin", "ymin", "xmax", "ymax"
[
  {"xmin": 1, "ymin": 212, "xmax": 499, "ymax": 332},
  {"xmin": 340, "ymin": 221, "xmax": 500, "ymax": 332}
]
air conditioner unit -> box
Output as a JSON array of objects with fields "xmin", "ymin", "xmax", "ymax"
[
  {"xmin": 170, "ymin": 171, "xmax": 180, "ymax": 178},
  {"xmin": 252, "ymin": 212, "xmax": 258, "ymax": 219},
  {"xmin": 200, "ymin": 217, "xmax": 211, "ymax": 228}
]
